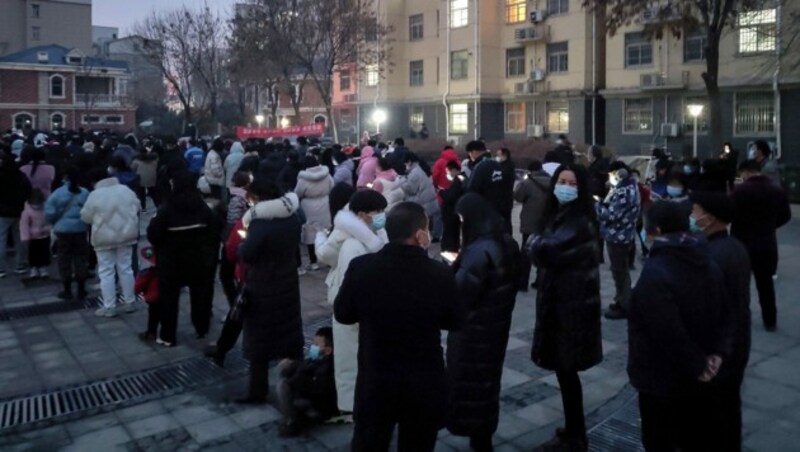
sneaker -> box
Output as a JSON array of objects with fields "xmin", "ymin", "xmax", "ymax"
[
  {"xmin": 325, "ymin": 412, "xmax": 354, "ymax": 424},
  {"xmin": 139, "ymin": 331, "xmax": 157, "ymax": 342},
  {"xmin": 156, "ymin": 338, "xmax": 175, "ymax": 347},
  {"xmin": 121, "ymin": 302, "xmax": 137, "ymax": 313},
  {"xmin": 14, "ymin": 266, "xmax": 29, "ymax": 275},
  {"xmin": 39, "ymin": 268, "xmax": 49, "ymax": 278},
  {"xmin": 305, "ymin": 263, "xmax": 320, "ymax": 272},
  {"xmin": 94, "ymin": 307, "xmax": 117, "ymax": 318},
  {"xmin": 28, "ymin": 268, "xmax": 40, "ymax": 278},
  {"xmin": 297, "ymin": 267, "xmax": 307, "ymax": 276}
]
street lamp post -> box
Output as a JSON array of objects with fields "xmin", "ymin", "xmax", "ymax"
[
  {"xmin": 372, "ymin": 109, "xmax": 387, "ymax": 135},
  {"xmin": 688, "ymin": 104, "xmax": 704, "ymax": 158},
  {"xmin": 255, "ymin": 114, "xmax": 264, "ymax": 127}
]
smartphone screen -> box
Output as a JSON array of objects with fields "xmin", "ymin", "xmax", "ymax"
[{"xmin": 441, "ymin": 251, "xmax": 458, "ymax": 264}]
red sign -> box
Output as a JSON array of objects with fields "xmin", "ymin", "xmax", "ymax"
[{"xmin": 236, "ymin": 124, "xmax": 326, "ymax": 139}]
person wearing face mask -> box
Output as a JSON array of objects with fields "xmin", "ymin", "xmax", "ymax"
[
  {"xmin": 689, "ymin": 191, "xmax": 752, "ymax": 451},
  {"xmin": 682, "ymin": 158, "xmax": 701, "ymax": 191},
  {"xmin": 314, "ymin": 190, "xmax": 388, "ymax": 418},
  {"xmin": 747, "ymin": 140, "xmax": 781, "ymax": 186},
  {"xmin": 334, "ymin": 202, "xmax": 463, "ymax": 452},
  {"xmin": 524, "ymin": 164, "xmax": 602, "ymax": 451},
  {"xmin": 445, "ymin": 193, "xmax": 520, "ymax": 452},
  {"xmin": 597, "ymin": 162, "xmax": 641, "ymax": 320},
  {"xmin": 275, "ymin": 327, "xmax": 338, "ymax": 437},
  {"xmin": 401, "ymin": 152, "xmax": 439, "ymax": 234},
  {"xmin": 439, "ymin": 161, "xmax": 465, "ymax": 253}
]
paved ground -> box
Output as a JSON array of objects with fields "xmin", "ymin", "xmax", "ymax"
[{"xmin": 0, "ymin": 204, "xmax": 798, "ymax": 451}]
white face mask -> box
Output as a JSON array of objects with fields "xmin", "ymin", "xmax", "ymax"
[{"xmin": 446, "ymin": 173, "xmax": 455, "ymax": 182}]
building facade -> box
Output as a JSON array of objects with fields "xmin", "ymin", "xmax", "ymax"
[
  {"xmin": 0, "ymin": 0, "xmax": 92, "ymax": 57},
  {"xmin": 0, "ymin": 45, "xmax": 135, "ymax": 132}
]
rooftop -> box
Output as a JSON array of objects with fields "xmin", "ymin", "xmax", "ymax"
[{"xmin": 0, "ymin": 45, "xmax": 129, "ymax": 71}]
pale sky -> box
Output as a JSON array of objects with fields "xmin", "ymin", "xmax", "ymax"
[{"xmin": 92, "ymin": 0, "xmax": 238, "ymax": 35}]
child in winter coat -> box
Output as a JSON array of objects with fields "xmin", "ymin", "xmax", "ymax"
[
  {"xmin": 135, "ymin": 246, "xmax": 160, "ymax": 342},
  {"xmin": 20, "ymin": 189, "xmax": 51, "ymax": 278}
]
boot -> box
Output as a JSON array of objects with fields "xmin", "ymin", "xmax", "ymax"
[
  {"xmin": 235, "ymin": 363, "xmax": 268, "ymax": 404},
  {"xmin": 57, "ymin": 280, "xmax": 73, "ymax": 300},
  {"xmin": 76, "ymin": 280, "xmax": 88, "ymax": 301}
]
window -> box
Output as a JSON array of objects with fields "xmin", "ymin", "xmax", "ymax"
[
  {"xmin": 340, "ymin": 71, "xmax": 351, "ymax": 91},
  {"xmin": 738, "ymin": 9, "xmax": 776, "ymax": 54},
  {"xmin": 625, "ymin": 32, "xmax": 653, "ymax": 67},
  {"xmin": 505, "ymin": 0, "xmax": 526, "ymax": 24},
  {"xmin": 50, "ymin": 75, "xmax": 64, "ymax": 98},
  {"xmin": 32, "ymin": 4, "xmax": 40, "ymax": 18},
  {"xmin": 450, "ymin": 50, "xmax": 469, "ymax": 80},
  {"xmin": 365, "ymin": 65, "xmax": 378, "ymax": 87},
  {"xmin": 105, "ymin": 115, "xmax": 123, "ymax": 124},
  {"xmin": 409, "ymin": 14, "xmax": 424, "ymax": 41},
  {"xmin": 410, "ymin": 60, "xmax": 424, "ymax": 86},
  {"xmin": 82, "ymin": 115, "xmax": 101, "ymax": 124},
  {"xmin": 32, "ymin": 26, "xmax": 41, "ymax": 41},
  {"xmin": 547, "ymin": 101, "xmax": 569, "ymax": 133},
  {"xmin": 624, "ymin": 98, "xmax": 653, "ymax": 134},
  {"xmin": 451, "ymin": 0, "xmax": 468, "ymax": 28},
  {"xmin": 547, "ymin": 42, "xmax": 568, "ymax": 73},
  {"xmin": 684, "ymin": 33, "xmax": 707, "ymax": 62},
  {"xmin": 410, "ymin": 106, "xmax": 424, "ymax": 130},
  {"xmin": 735, "ymin": 92, "xmax": 774, "ymax": 135},
  {"xmin": 506, "ymin": 102, "xmax": 525, "ymax": 132},
  {"xmin": 682, "ymin": 96, "xmax": 709, "ymax": 134},
  {"xmin": 506, "ymin": 48, "xmax": 526, "ymax": 78},
  {"xmin": 547, "ymin": 0, "xmax": 569, "ymax": 16},
  {"xmin": 13, "ymin": 113, "xmax": 34, "ymax": 130},
  {"xmin": 450, "ymin": 103, "xmax": 468, "ymax": 134},
  {"xmin": 365, "ymin": 19, "xmax": 378, "ymax": 42},
  {"xmin": 51, "ymin": 113, "xmax": 64, "ymax": 129}
]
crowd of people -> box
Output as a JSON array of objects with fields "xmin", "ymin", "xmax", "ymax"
[{"xmin": 0, "ymin": 126, "xmax": 793, "ymax": 451}]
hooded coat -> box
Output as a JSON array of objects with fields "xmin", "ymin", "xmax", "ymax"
[
  {"xmin": 333, "ymin": 158, "xmax": 355, "ymax": 187},
  {"xmin": 401, "ymin": 162, "xmax": 439, "ymax": 216},
  {"xmin": 446, "ymin": 193, "xmax": 520, "ymax": 437},
  {"xmin": 315, "ymin": 208, "xmax": 387, "ymax": 411},
  {"xmin": 20, "ymin": 201, "xmax": 50, "ymax": 241},
  {"xmin": 356, "ymin": 146, "xmax": 379, "ymax": 188},
  {"xmin": 20, "ymin": 162, "xmax": 56, "ymax": 198},
  {"xmin": 132, "ymin": 153, "xmax": 159, "ymax": 188},
  {"xmin": 295, "ymin": 165, "xmax": 334, "ymax": 229},
  {"xmin": 432, "ymin": 149, "xmax": 461, "ymax": 200},
  {"xmin": 526, "ymin": 203, "xmax": 603, "ymax": 372},
  {"xmin": 0, "ymin": 162, "xmax": 32, "ymax": 218},
  {"xmin": 372, "ymin": 169, "xmax": 404, "ymax": 212},
  {"xmin": 239, "ymin": 194, "xmax": 304, "ymax": 364},
  {"xmin": 80, "ymin": 177, "xmax": 140, "ymax": 251},
  {"xmin": 44, "ymin": 182, "xmax": 89, "ymax": 234},
  {"xmin": 224, "ymin": 142, "xmax": 246, "ymax": 188},
  {"xmin": 513, "ymin": 170, "xmax": 551, "ymax": 236},
  {"xmin": 204, "ymin": 149, "xmax": 225, "ymax": 186}
]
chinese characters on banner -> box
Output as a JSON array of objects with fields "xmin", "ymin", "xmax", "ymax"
[{"xmin": 235, "ymin": 123, "xmax": 326, "ymax": 139}]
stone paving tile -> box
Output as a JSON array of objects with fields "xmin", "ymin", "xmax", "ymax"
[
  {"xmin": 499, "ymin": 379, "xmax": 560, "ymax": 413},
  {"xmin": 126, "ymin": 413, "xmax": 182, "ymax": 440},
  {"xmin": 64, "ymin": 412, "xmax": 120, "ymax": 438},
  {"xmin": 62, "ymin": 425, "xmax": 131, "ymax": 452}
]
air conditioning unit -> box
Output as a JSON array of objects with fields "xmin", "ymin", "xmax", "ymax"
[
  {"xmin": 640, "ymin": 73, "xmax": 665, "ymax": 87},
  {"xmin": 530, "ymin": 10, "xmax": 546, "ymax": 23},
  {"xmin": 37, "ymin": 51, "xmax": 49, "ymax": 63},
  {"xmin": 661, "ymin": 123, "xmax": 679, "ymax": 137},
  {"xmin": 514, "ymin": 27, "xmax": 541, "ymax": 41},
  {"xmin": 527, "ymin": 124, "xmax": 544, "ymax": 138},
  {"xmin": 531, "ymin": 69, "xmax": 546, "ymax": 81}
]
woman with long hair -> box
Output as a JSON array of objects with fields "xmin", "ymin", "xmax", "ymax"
[
  {"xmin": 20, "ymin": 146, "xmax": 56, "ymax": 198},
  {"xmin": 525, "ymin": 164, "xmax": 603, "ymax": 452}
]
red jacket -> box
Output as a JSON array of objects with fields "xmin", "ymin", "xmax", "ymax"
[
  {"xmin": 431, "ymin": 149, "xmax": 461, "ymax": 204},
  {"xmin": 134, "ymin": 267, "xmax": 159, "ymax": 304},
  {"xmin": 226, "ymin": 218, "xmax": 248, "ymax": 283}
]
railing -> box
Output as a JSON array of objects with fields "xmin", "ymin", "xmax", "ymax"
[{"xmin": 75, "ymin": 93, "xmax": 123, "ymax": 105}]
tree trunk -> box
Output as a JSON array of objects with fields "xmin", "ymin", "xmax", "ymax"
[
  {"xmin": 703, "ymin": 29, "xmax": 724, "ymax": 157},
  {"xmin": 327, "ymin": 103, "xmax": 338, "ymax": 143}
]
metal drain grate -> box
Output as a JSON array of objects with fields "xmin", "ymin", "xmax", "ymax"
[
  {"xmin": 587, "ymin": 391, "xmax": 644, "ymax": 451},
  {"xmin": 0, "ymin": 298, "xmax": 100, "ymax": 321}
]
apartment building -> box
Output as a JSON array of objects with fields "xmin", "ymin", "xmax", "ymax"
[
  {"xmin": 335, "ymin": 0, "xmax": 605, "ymax": 145},
  {"xmin": 0, "ymin": 0, "xmax": 92, "ymax": 57},
  {"xmin": 602, "ymin": 1, "xmax": 800, "ymax": 162}
]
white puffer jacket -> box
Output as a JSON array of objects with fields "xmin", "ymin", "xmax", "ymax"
[
  {"xmin": 204, "ymin": 149, "xmax": 225, "ymax": 186},
  {"xmin": 80, "ymin": 177, "xmax": 140, "ymax": 251},
  {"xmin": 241, "ymin": 192, "xmax": 300, "ymax": 229},
  {"xmin": 295, "ymin": 165, "xmax": 334, "ymax": 228}
]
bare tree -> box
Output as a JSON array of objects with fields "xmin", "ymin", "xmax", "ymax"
[
  {"xmin": 191, "ymin": 6, "xmax": 228, "ymax": 133},
  {"xmin": 584, "ymin": 0, "xmax": 789, "ymax": 153}
]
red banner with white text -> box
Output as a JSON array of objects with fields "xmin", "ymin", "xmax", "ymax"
[{"xmin": 235, "ymin": 124, "xmax": 326, "ymax": 139}]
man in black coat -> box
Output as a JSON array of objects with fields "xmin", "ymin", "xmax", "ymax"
[
  {"xmin": 628, "ymin": 201, "xmax": 725, "ymax": 452},
  {"xmin": 494, "ymin": 148, "xmax": 516, "ymax": 234},
  {"xmin": 731, "ymin": 160, "xmax": 791, "ymax": 331},
  {"xmin": 334, "ymin": 202, "xmax": 464, "ymax": 452},
  {"xmin": 464, "ymin": 141, "xmax": 505, "ymax": 217},
  {"xmin": 690, "ymin": 191, "xmax": 752, "ymax": 452},
  {"xmin": 386, "ymin": 137, "xmax": 410, "ymax": 176}
]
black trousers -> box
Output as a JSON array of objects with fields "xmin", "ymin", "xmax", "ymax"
[
  {"xmin": 55, "ymin": 232, "xmax": 89, "ymax": 283},
  {"xmin": 216, "ymin": 307, "xmax": 243, "ymax": 358},
  {"xmin": 518, "ymin": 233, "xmax": 533, "ymax": 289},
  {"xmin": 159, "ymin": 275, "xmax": 214, "ymax": 344},
  {"xmin": 218, "ymin": 251, "xmax": 237, "ymax": 308},
  {"xmin": 708, "ymin": 380, "xmax": 743, "ymax": 452},
  {"xmin": 440, "ymin": 211, "xmax": 460, "ymax": 253},
  {"xmin": 639, "ymin": 391, "xmax": 715, "ymax": 452},
  {"xmin": 747, "ymin": 244, "xmax": 778, "ymax": 327},
  {"xmin": 28, "ymin": 237, "xmax": 51, "ymax": 268},
  {"xmin": 146, "ymin": 300, "xmax": 162, "ymax": 336},
  {"xmin": 136, "ymin": 186, "xmax": 160, "ymax": 210},
  {"xmin": 556, "ymin": 370, "xmax": 586, "ymax": 440}
]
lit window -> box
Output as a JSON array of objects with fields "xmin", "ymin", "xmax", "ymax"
[
  {"xmin": 450, "ymin": 103, "xmax": 468, "ymax": 134},
  {"xmin": 547, "ymin": 0, "xmax": 569, "ymax": 15},
  {"xmin": 547, "ymin": 41, "xmax": 568, "ymax": 73},
  {"xmin": 624, "ymin": 98, "xmax": 653, "ymax": 134},
  {"xmin": 50, "ymin": 75, "xmax": 64, "ymax": 98},
  {"xmin": 365, "ymin": 66, "xmax": 379, "ymax": 87},
  {"xmin": 410, "ymin": 106, "xmax": 424, "ymax": 130},
  {"xmin": 409, "ymin": 14, "xmax": 424, "ymax": 41},
  {"xmin": 684, "ymin": 33, "xmax": 707, "ymax": 62},
  {"xmin": 451, "ymin": 0, "xmax": 468, "ymax": 28},
  {"xmin": 625, "ymin": 32, "xmax": 653, "ymax": 67},
  {"xmin": 450, "ymin": 50, "xmax": 469, "ymax": 80},
  {"xmin": 51, "ymin": 113, "xmax": 64, "ymax": 129},
  {"xmin": 735, "ymin": 92, "xmax": 774, "ymax": 134},
  {"xmin": 682, "ymin": 96, "xmax": 709, "ymax": 133},
  {"xmin": 506, "ymin": 48, "xmax": 526, "ymax": 78},
  {"xmin": 505, "ymin": 0, "xmax": 526, "ymax": 24},
  {"xmin": 14, "ymin": 113, "xmax": 34, "ymax": 130},
  {"xmin": 410, "ymin": 60, "xmax": 424, "ymax": 86},
  {"xmin": 506, "ymin": 102, "xmax": 526, "ymax": 132},
  {"xmin": 547, "ymin": 101, "xmax": 569, "ymax": 133},
  {"xmin": 738, "ymin": 9, "xmax": 776, "ymax": 54}
]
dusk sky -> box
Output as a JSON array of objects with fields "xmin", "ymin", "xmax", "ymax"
[{"xmin": 92, "ymin": 0, "xmax": 239, "ymax": 35}]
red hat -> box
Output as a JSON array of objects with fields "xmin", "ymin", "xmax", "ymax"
[{"xmin": 343, "ymin": 146, "xmax": 355, "ymax": 156}]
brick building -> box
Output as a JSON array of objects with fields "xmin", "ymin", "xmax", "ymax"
[{"xmin": 0, "ymin": 44, "xmax": 135, "ymax": 132}]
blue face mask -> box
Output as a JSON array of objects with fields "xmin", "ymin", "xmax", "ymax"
[
  {"xmin": 370, "ymin": 212, "xmax": 386, "ymax": 231},
  {"xmin": 689, "ymin": 216, "xmax": 701, "ymax": 233},
  {"xmin": 554, "ymin": 184, "xmax": 579, "ymax": 204},
  {"xmin": 667, "ymin": 186, "xmax": 684, "ymax": 198},
  {"xmin": 308, "ymin": 344, "xmax": 322, "ymax": 360}
]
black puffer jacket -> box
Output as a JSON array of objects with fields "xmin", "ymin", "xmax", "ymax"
[
  {"xmin": 526, "ymin": 204, "xmax": 603, "ymax": 372},
  {"xmin": 240, "ymin": 209, "xmax": 304, "ymax": 365},
  {"xmin": 0, "ymin": 157, "xmax": 32, "ymax": 218},
  {"xmin": 446, "ymin": 193, "xmax": 520, "ymax": 436}
]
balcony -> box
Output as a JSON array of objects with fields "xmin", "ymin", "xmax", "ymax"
[
  {"xmin": 514, "ymin": 25, "xmax": 549, "ymax": 43},
  {"xmin": 513, "ymin": 80, "xmax": 549, "ymax": 95},
  {"xmin": 639, "ymin": 71, "xmax": 689, "ymax": 91},
  {"xmin": 640, "ymin": 4, "xmax": 683, "ymax": 25},
  {"xmin": 76, "ymin": 93, "xmax": 124, "ymax": 106}
]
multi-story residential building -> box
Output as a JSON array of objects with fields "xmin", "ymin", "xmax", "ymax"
[
  {"xmin": 0, "ymin": 44, "xmax": 135, "ymax": 132},
  {"xmin": 0, "ymin": 0, "xmax": 92, "ymax": 57},
  {"xmin": 338, "ymin": 0, "xmax": 606, "ymax": 145},
  {"xmin": 602, "ymin": 1, "xmax": 799, "ymax": 162},
  {"xmin": 96, "ymin": 36, "xmax": 164, "ymax": 106},
  {"xmin": 91, "ymin": 25, "xmax": 119, "ymax": 56}
]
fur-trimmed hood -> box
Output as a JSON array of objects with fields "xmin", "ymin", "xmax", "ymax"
[
  {"xmin": 298, "ymin": 165, "xmax": 331, "ymax": 182},
  {"xmin": 332, "ymin": 208, "xmax": 385, "ymax": 252},
  {"xmin": 242, "ymin": 192, "xmax": 299, "ymax": 228}
]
